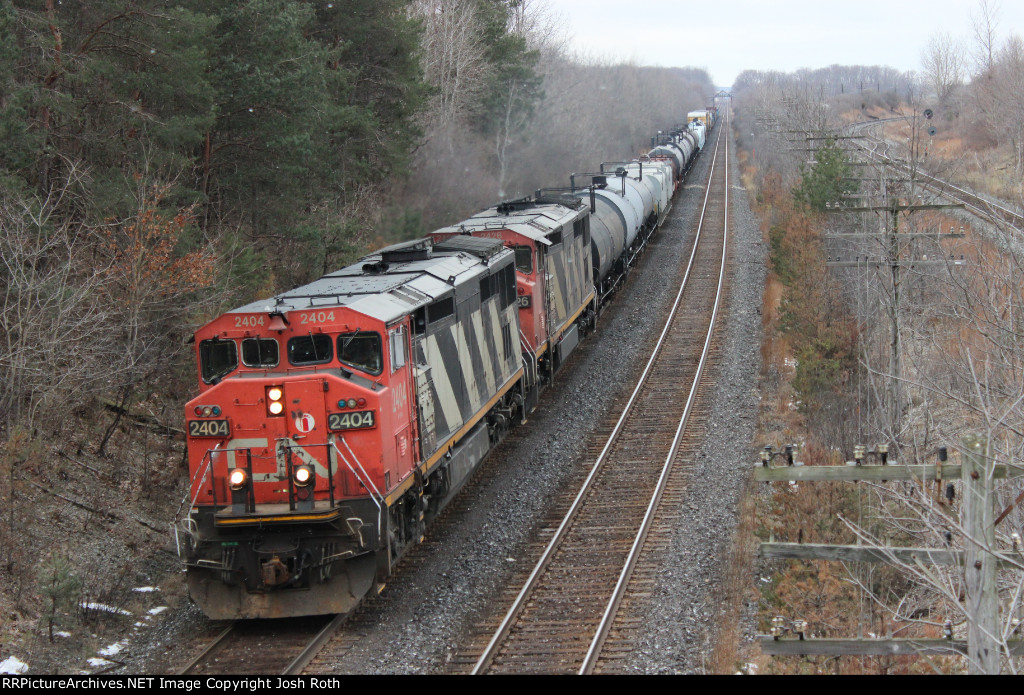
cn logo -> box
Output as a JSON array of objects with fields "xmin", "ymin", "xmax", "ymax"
[{"xmin": 294, "ymin": 413, "xmax": 316, "ymax": 433}]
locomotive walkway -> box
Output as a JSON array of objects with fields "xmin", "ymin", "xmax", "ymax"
[{"xmin": 457, "ymin": 113, "xmax": 733, "ymax": 674}]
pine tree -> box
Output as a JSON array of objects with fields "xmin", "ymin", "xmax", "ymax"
[
  {"xmin": 38, "ymin": 553, "xmax": 80, "ymax": 642},
  {"xmin": 792, "ymin": 138, "xmax": 857, "ymax": 213}
]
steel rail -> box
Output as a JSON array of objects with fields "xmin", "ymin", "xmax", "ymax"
[
  {"xmin": 579, "ymin": 110, "xmax": 730, "ymax": 675},
  {"xmin": 281, "ymin": 612, "xmax": 347, "ymax": 675},
  {"xmin": 849, "ymin": 128, "xmax": 1023, "ymax": 230},
  {"xmin": 178, "ymin": 612, "xmax": 345, "ymax": 675},
  {"xmin": 177, "ymin": 624, "xmax": 234, "ymax": 675},
  {"xmin": 470, "ymin": 120, "xmax": 728, "ymax": 676}
]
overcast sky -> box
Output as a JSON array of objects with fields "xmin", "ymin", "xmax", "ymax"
[{"xmin": 544, "ymin": 0, "xmax": 1024, "ymax": 87}]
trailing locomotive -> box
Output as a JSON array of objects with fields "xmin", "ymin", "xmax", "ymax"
[{"xmin": 175, "ymin": 120, "xmax": 711, "ymax": 619}]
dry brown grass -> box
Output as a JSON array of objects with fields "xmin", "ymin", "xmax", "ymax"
[{"xmin": 707, "ymin": 478, "xmax": 760, "ymax": 674}]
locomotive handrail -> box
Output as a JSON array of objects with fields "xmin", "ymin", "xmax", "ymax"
[
  {"xmin": 175, "ymin": 446, "xmax": 218, "ymax": 523},
  {"xmin": 519, "ymin": 330, "xmax": 538, "ymax": 391},
  {"xmin": 173, "ymin": 446, "xmax": 219, "ymax": 558},
  {"xmin": 330, "ymin": 439, "xmax": 383, "ymax": 542}
]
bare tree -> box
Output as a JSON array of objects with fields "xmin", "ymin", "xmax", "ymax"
[
  {"xmin": 0, "ymin": 162, "xmax": 112, "ymax": 435},
  {"xmin": 971, "ymin": 0, "xmax": 1001, "ymax": 77},
  {"xmin": 413, "ymin": 0, "xmax": 491, "ymax": 130},
  {"xmin": 993, "ymin": 34, "xmax": 1024, "ymax": 174},
  {"xmin": 95, "ymin": 173, "xmax": 215, "ymax": 456},
  {"xmin": 922, "ymin": 32, "xmax": 966, "ymax": 103}
]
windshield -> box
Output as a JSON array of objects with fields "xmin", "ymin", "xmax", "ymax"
[
  {"xmin": 337, "ymin": 332, "xmax": 383, "ymax": 375},
  {"xmin": 241, "ymin": 338, "xmax": 279, "ymax": 368},
  {"xmin": 288, "ymin": 334, "xmax": 333, "ymax": 366}
]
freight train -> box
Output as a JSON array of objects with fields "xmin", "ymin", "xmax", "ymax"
[{"xmin": 175, "ymin": 119, "xmax": 710, "ymax": 619}]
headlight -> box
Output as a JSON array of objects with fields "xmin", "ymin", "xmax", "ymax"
[
  {"xmin": 347, "ymin": 398, "xmax": 357, "ymax": 409},
  {"xmin": 293, "ymin": 465, "xmax": 313, "ymax": 487},
  {"xmin": 229, "ymin": 468, "xmax": 248, "ymax": 490},
  {"xmin": 266, "ymin": 386, "xmax": 285, "ymax": 416}
]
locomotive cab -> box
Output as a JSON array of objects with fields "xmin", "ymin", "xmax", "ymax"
[
  {"xmin": 182, "ymin": 306, "xmax": 417, "ymax": 618},
  {"xmin": 178, "ymin": 237, "xmax": 524, "ymax": 619}
]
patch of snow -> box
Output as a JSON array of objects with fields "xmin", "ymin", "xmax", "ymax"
[
  {"xmin": 0, "ymin": 656, "xmax": 28, "ymax": 675},
  {"xmin": 147, "ymin": 606, "xmax": 168, "ymax": 615},
  {"xmin": 132, "ymin": 586, "xmax": 158, "ymax": 593},
  {"xmin": 99, "ymin": 642, "xmax": 125, "ymax": 657},
  {"xmin": 54, "ymin": 631, "xmax": 71, "ymax": 638},
  {"xmin": 87, "ymin": 658, "xmax": 113, "ymax": 668},
  {"xmin": 80, "ymin": 602, "xmax": 131, "ymax": 616}
]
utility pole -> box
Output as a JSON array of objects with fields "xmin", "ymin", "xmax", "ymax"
[
  {"xmin": 825, "ymin": 190, "xmax": 963, "ymax": 439},
  {"xmin": 756, "ymin": 441, "xmax": 1017, "ymax": 670},
  {"xmin": 963, "ymin": 435, "xmax": 1000, "ymax": 674},
  {"xmin": 821, "ymin": 108, "xmax": 966, "ymax": 441}
]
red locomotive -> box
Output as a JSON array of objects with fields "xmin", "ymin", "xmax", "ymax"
[{"xmin": 176, "ymin": 124, "xmax": 709, "ymax": 619}]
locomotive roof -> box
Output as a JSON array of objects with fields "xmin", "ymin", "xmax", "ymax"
[
  {"xmin": 228, "ymin": 237, "xmax": 510, "ymax": 325},
  {"xmin": 433, "ymin": 200, "xmax": 583, "ymax": 246}
]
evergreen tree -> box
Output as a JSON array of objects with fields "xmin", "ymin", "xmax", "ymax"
[
  {"xmin": 196, "ymin": 0, "xmax": 335, "ymax": 234},
  {"xmin": 38, "ymin": 552, "xmax": 80, "ymax": 642},
  {"xmin": 0, "ymin": 1, "xmax": 40, "ymax": 193},
  {"xmin": 792, "ymin": 138, "xmax": 857, "ymax": 213},
  {"xmin": 471, "ymin": 0, "xmax": 542, "ymax": 136},
  {"xmin": 8, "ymin": 1, "xmax": 217, "ymax": 213},
  {"xmin": 311, "ymin": 0, "xmax": 430, "ymax": 182}
]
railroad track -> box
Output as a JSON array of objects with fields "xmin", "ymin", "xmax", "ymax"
[
  {"xmin": 177, "ymin": 613, "xmax": 345, "ymax": 675},
  {"xmin": 450, "ymin": 113, "xmax": 731, "ymax": 675},
  {"xmin": 848, "ymin": 120, "xmax": 1024, "ymax": 231}
]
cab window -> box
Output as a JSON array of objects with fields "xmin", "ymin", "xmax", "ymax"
[
  {"xmin": 200, "ymin": 339, "xmax": 237, "ymax": 383},
  {"xmin": 288, "ymin": 335, "xmax": 333, "ymax": 365},
  {"xmin": 514, "ymin": 246, "xmax": 533, "ymax": 274},
  {"xmin": 337, "ymin": 332, "xmax": 383, "ymax": 376},
  {"xmin": 241, "ymin": 338, "xmax": 279, "ymax": 368}
]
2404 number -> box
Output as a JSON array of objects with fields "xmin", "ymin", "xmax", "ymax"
[
  {"xmin": 188, "ymin": 419, "xmax": 230, "ymax": 438},
  {"xmin": 328, "ymin": 411, "xmax": 375, "ymax": 431}
]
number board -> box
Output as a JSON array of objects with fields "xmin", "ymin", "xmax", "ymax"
[
  {"xmin": 328, "ymin": 411, "xmax": 376, "ymax": 431},
  {"xmin": 517, "ymin": 295, "xmax": 531, "ymax": 308},
  {"xmin": 188, "ymin": 419, "xmax": 231, "ymax": 438}
]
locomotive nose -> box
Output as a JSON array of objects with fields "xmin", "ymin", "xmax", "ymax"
[{"xmin": 264, "ymin": 378, "xmax": 329, "ymax": 441}]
